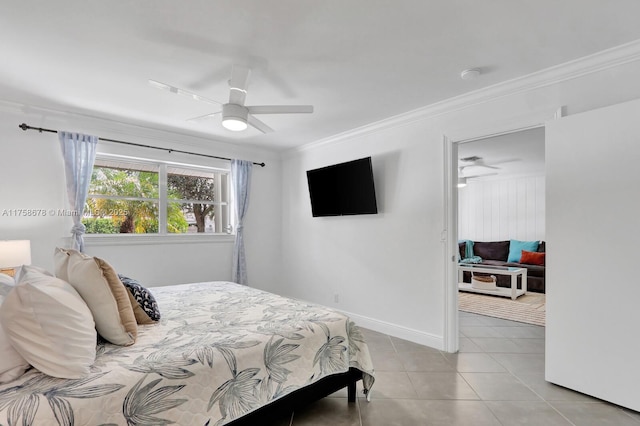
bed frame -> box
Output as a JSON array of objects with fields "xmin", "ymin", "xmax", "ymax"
[{"xmin": 227, "ymin": 368, "xmax": 363, "ymax": 425}]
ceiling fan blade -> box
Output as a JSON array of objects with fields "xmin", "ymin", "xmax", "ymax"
[
  {"xmin": 463, "ymin": 172, "xmax": 498, "ymax": 179},
  {"xmin": 247, "ymin": 115, "xmax": 274, "ymax": 133},
  {"xmin": 148, "ymin": 79, "xmax": 222, "ymax": 105},
  {"xmin": 187, "ymin": 111, "xmax": 221, "ymax": 122},
  {"xmin": 228, "ymin": 65, "xmax": 250, "ymax": 105},
  {"xmin": 490, "ymin": 158, "xmax": 521, "ymax": 166},
  {"xmin": 248, "ymin": 105, "xmax": 314, "ymax": 114}
]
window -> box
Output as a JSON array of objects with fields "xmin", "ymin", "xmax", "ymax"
[
  {"xmin": 83, "ymin": 156, "xmax": 232, "ymax": 235},
  {"xmin": 167, "ymin": 166, "xmax": 230, "ymax": 234}
]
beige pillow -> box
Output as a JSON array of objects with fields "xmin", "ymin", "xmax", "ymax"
[
  {"xmin": 54, "ymin": 248, "xmax": 137, "ymax": 346},
  {"xmin": 0, "ymin": 265, "xmax": 96, "ymax": 379},
  {"xmin": 0, "ymin": 293, "xmax": 31, "ymax": 384}
]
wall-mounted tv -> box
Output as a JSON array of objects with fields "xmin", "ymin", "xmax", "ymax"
[{"xmin": 306, "ymin": 157, "xmax": 378, "ymax": 217}]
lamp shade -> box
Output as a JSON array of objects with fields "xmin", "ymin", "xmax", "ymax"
[{"xmin": 0, "ymin": 240, "xmax": 32, "ymax": 268}]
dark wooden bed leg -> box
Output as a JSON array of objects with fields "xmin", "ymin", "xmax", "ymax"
[{"xmin": 347, "ymin": 379, "xmax": 357, "ymax": 402}]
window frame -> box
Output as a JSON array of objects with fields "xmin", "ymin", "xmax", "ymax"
[{"xmin": 83, "ymin": 154, "xmax": 235, "ymax": 245}]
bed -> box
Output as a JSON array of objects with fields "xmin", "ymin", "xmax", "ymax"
[{"xmin": 0, "ymin": 280, "xmax": 375, "ymax": 426}]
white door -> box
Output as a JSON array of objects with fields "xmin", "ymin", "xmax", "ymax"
[{"xmin": 545, "ymin": 97, "xmax": 640, "ymax": 411}]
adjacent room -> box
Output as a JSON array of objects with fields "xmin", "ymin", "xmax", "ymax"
[
  {"xmin": 1, "ymin": 1, "xmax": 640, "ymax": 425},
  {"xmin": 457, "ymin": 127, "xmax": 546, "ymax": 326}
]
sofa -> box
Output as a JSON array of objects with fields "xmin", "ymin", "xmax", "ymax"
[{"xmin": 459, "ymin": 239, "xmax": 546, "ymax": 293}]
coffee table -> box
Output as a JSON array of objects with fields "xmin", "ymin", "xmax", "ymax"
[{"xmin": 458, "ymin": 264, "xmax": 527, "ymax": 300}]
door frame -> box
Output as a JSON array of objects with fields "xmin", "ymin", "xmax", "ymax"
[{"xmin": 441, "ymin": 106, "xmax": 563, "ymax": 353}]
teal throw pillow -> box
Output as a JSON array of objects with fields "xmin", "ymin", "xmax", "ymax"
[{"xmin": 508, "ymin": 240, "xmax": 539, "ymax": 263}]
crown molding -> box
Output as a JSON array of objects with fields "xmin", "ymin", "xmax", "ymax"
[{"xmin": 292, "ymin": 39, "xmax": 640, "ymax": 154}]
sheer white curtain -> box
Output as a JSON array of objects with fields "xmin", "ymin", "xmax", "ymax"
[
  {"xmin": 231, "ymin": 159, "xmax": 252, "ymax": 285},
  {"xmin": 58, "ymin": 131, "xmax": 98, "ymax": 252}
]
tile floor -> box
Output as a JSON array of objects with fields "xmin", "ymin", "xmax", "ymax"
[{"xmin": 271, "ymin": 311, "xmax": 640, "ymax": 426}]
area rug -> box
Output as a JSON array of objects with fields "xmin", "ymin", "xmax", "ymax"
[{"xmin": 458, "ymin": 292, "xmax": 546, "ymax": 326}]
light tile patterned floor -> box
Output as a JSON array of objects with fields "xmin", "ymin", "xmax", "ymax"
[{"xmin": 270, "ymin": 312, "xmax": 640, "ymax": 426}]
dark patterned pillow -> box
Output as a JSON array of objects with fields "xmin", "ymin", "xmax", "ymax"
[{"xmin": 118, "ymin": 274, "xmax": 160, "ymax": 324}]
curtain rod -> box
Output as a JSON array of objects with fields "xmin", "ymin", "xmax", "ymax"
[{"xmin": 18, "ymin": 123, "xmax": 266, "ymax": 167}]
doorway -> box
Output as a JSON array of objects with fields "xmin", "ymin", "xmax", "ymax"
[
  {"xmin": 441, "ymin": 106, "xmax": 561, "ymax": 353},
  {"xmin": 456, "ymin": 127, "xmax": 545, "ymax": 323}
]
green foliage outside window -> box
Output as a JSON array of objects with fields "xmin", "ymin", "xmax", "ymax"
[
  {"xmin": 83, "ymin": 165, "xmax": 217, "ymax": 234},
  {"xmin": 167, "ymin": 174, "xmax": 216, "ymax": 233},
  {"xmin": 82, "ymin": 218, "xmax": 117, "ymax": 234}
]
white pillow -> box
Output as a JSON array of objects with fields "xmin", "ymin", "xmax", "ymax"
[
  {"xmin": 13, "ymin": 265, "xmax": 53, "ymax": 283},
  {"xmin": 54, "ymin": 248, "xmax": 137, "ymax": 346},
  {"xmin": 0, "ymin": 293, "xmax": 31, "ymax": 384},
  {"xmin": 0, "ymin": 265, "xmax": 96, "ymax": 379},
  {"xmin": 0, "ymin": 273, "xmax": 14, "ymax": 297}
]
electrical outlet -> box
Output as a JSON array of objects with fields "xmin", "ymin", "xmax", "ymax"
[{"xmin": 334, "ymin": 293, "xmax": 339, "ymax": 303}]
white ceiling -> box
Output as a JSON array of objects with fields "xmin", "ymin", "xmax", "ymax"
[
  {"xmin": 2, "ymin": 1, "xmax": 640, "ymax": 151},
  {"xmin": 458, "ymin": 127, "xmax": 545, "ymax": 181}
]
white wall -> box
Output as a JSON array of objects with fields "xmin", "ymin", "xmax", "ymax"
[
  {"xmin": 0, "ymin": 110, "xmax": 68, "ymax": 271},
  {"xmin": 280, "ymin": 47, "xmax": 640, "ymax": 350},
  {"xmin": 0, "ymin": 104, "xmax": 283, "ymax": 294},
  {"xmin": 282, "ymin": 125, "xmax": 445, "ymax": 347},
  {"xmin": 458, "ymin": 175, "xmax": 545, "ymax": 242}
]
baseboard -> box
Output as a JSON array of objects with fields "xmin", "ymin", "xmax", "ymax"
[{"xmin": 340, "ymin": 309, "xmax": 444, "ymax": 351}]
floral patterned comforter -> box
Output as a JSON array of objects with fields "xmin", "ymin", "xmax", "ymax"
[{"xmin": 0, "ymin": 281, "xmax": 375, "ymax": 426}]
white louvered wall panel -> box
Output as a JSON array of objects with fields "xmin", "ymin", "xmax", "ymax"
[{"xmin": 458, "ymin": 175, "xmax": 545, "ymax": 242}]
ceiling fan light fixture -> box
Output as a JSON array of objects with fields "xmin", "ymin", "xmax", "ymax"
[
  {"xmin": 222, "ymin": 117, "xmax": 248, "ymax": 131},
  {"xmin": 222, "ymin": 104, "xmax": 249, "ymax": 131}
]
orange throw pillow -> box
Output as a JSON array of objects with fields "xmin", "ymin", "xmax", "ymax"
[{"xmin": 520, "ymin": 250, "xmax": 545, "ymax": 266}]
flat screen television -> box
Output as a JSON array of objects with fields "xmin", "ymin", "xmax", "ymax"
[{"xmin": 306, "ymin": 157, "xmax": 378, "ymax": 217}]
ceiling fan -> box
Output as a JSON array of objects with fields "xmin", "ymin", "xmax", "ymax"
[
  {"xmin": 457, "ymin": 171, "xmax": 498, "ymax": 188},
  {"xmin": 459, "ymin": 155, "xmax": 502, "ymax": 171},
  {"xmin": 149, "ymin": 65, "xmax": 314, "ymax": 133},
  {"xmin": 458, "ymin": 157, "xmax": 500, "ymax": 187}
]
